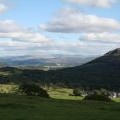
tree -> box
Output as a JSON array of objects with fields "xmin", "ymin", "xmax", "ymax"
[
  {"xmin": 19, "ymin": 83, "xmax": 49, "ymax": 98},
  {"xmin": 73, "ymin": 88, "xmax": 82, "ymax": 96},
  {"xmin": 84, "ymin": 89, "xmax": 113, "ymax": 102},
  {"xmin": 100, "ymin": 88, "xmax": 111, "ymax": 97}
]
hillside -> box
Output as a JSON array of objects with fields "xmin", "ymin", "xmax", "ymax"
[
  {"xmin": 1, "ymin": 48, "xmax": 120, "ymax": 91},
  {"xmin": 50, "ymin": 48, "xmax": 120, "ymax": 90}
]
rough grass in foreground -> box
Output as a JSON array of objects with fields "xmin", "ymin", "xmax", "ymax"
[{"xmin": 0, "ymin": 95, "xmax": 120, "ymax": 120}]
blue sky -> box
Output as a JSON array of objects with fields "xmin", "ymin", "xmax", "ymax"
[
  {"xmin": 1, "ymin": 0, "xmax": 63, "ymax": 26},
  {"xmin": 0, "ymin": 0, "xmax": 120, "ymax": 57}
]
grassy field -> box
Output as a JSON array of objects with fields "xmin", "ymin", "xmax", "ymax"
[
  {"xmin": 47, "ymin": 87, "xmax": 83, "ymax": 100},
  {"xmin": 0, "ymin": 84, "xmax": 120, "ymax": 120},
  {"xmin": 0, "ymin": 95, "xmax": 120, "ymax": 120},
  {"xmin": 0, "ymin": 72, "xmax": 11, "ymax": 76},
  {"xmin": 0, "ymin": 84, "xmax": 18, "ymax": 93},
  {"xmin": 0, "ymin": 84, "xmax": 82, "ymax": 100}
]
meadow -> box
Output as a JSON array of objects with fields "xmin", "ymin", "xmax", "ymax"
[{"xmin": 0, "ymin": 84, "xmax": 120, "ymax": 120}]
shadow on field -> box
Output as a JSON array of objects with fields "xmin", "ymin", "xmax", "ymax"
[
  {"xmin": 0, "ymin": 95, "xmax": 120, "ymax": 113},
  {"xmin": 0, "ymin": 103, "xmax": 35, "ymax": 109}
]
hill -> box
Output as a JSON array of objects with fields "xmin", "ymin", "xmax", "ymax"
[
  {"xmin": 48, "ymin": 48, "xmax": 120, "ymax": 90},
  {"xmin": 45, "ymin": 48, "xmax": 120, "ymax": 90},
  {"xmin": 1, "ymin": 48, "xmax": 120, "ymax": 91}
]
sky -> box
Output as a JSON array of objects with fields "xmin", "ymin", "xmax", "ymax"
[{"xmin": 0, "ymin": 0, "xmax": 120, "ymax": 57}]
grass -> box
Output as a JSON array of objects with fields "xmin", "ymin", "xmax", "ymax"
[
  {"xmin": 47, "ymin": 87, "xmax": 83, "ymax": 100},
  {"xmin": 0, "ymin": 95, "xmax": 120, "ymax": 120},
  {"xmin": 0, "ymin": 84, "xmax": 120, "ymax": 120},
  {"xmin": 0, "ymin": 84, "xmax": 18, "ymax": 94},
  {"xmin": 0, "ymin": 84, "xmax": 82, "ymax": 100},
  {"xmin": 0, "ymin": 72, "xmax": 11, "ymax": 76}
]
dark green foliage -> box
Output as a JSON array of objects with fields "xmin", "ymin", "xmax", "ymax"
[
  {"xmin": 19, "ymin": 84, "xmax": 49, "ymax": 98},
  {"xmin": 84, "ymin": 90, "xmax": 113, "ymax": 102},
  {"xmin": 73, "ymin": 88, "xmax": 82, "ymax": 96},
  {"xmin": 84, "ymin": 94, "xmax": 112, "ymax": 102},
  {"xmin": 100, "ymin": 88, "xmax": 111, "ymax": 97}
]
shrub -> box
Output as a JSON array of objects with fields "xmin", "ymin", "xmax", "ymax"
[
  {"xmin": 84, "ymin": 94, "xmax": 112, "ymax": 102},
  {"xmin": 84, "ymin": 90, "xmax": 113, "ymax": 102},
  {"xmin": 19, "ymin": 83, "xmax": 49, "ymax": 98},
  {"xmin": 73, "ymin": 88, "xmax": 82, "ymax": 96},
  {"xmin": 100, "ymin": 88, "xmax": 111, "ymax": 97}
]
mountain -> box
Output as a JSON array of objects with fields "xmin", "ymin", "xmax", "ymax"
[
  {"xmin": 47, "ymin": 48, "xmax": 120, "ymax": 90},
  {"xmin": 0, "ymin": 55, "xmax": 95, "ymax": 69},
  {"xmin": 1, "ymin": 48, "xmax": 120, "ymax": 91},
  {"xmin": 105, "ymin": 48, "xmax": 120, "ymax": 56}
]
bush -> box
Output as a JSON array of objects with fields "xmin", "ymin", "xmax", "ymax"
[
  {"xmin": 73, "ymin": 88, "xmax": 82, "ymax": 96},
  {"xmin": 84, "ymin": 94, "xmax": 112, "ymax": 102},
  {"xmin": 19, "ymin": 83, "xmax": 49, "ymax": 98},
  {"xmin": 84, "ymin": 90, "xmax": 112, "ymax": 102},
  {"xmin": 100, "ymin": 88, "xmax": 111, "ymax": 97}
]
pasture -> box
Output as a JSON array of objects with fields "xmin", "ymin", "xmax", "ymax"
[
  {"xmin": 0, "ymin": 95, "xmax": 120, "ymax": 120},
  {"xmin": 0, "ymin": 84, "xmax": 120, "ymax": 120}
]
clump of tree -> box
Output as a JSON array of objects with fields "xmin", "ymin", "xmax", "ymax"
[
  {"xmin": 71, "ymin": 87, "xmax": 86, "ymax": 96},
  {"xmin": 84, "ymin": 89, "xmax": 113, "ymax": 102},
  {"xmin": 19, "ymin": 83, "xmax": 49, "ymax": 98},
  {"xmin": 72, "ymin": 88, "xmax": 82, "ymax": 96}
]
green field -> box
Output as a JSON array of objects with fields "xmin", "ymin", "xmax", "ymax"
[
  {"xmin": 0, "ymin": 71, "xmax": 11, "ymax": 76},
  {"xmin": 0, "ymin": 84, "xmax": 82, "ymax": 100},
  {"xmin": 0, "ymin": 84, "xmax": 120, "ymax": 120},
  {"xmin": 0, "ymin": 95, "xmax": 120, "ymax": 120}
]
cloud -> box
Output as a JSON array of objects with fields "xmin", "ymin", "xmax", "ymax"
[
  {"xmin": 80, "ymin": 32, "xmax": 120, "ymax": 43},
  {"xmin": 0, "ymin": 39, "xmax": 82, "ymax": 56},
  {"xmin": 0, "ymin": 19, "xmax": 52, "ymax": 57},
  {"xmin": 0, "ymin": 20, "xmax": 24, "ymax": 32},
  {"xmin": 0, "ymin": 20, "xmax": 50, "ymax": 43},
  {"xmin": 64, "ymin": 0, "xmax": 117, "ymax": 8},
  {"xmin": 0, "ymin": 32, "xmax": 50, "ymax": 43},
  {"xmin": 0, "ymin": 38, "xmax": 118, "ymax": 57},
  {"xmin": 40, "ymin": 8, "xmax": 120, "ymax": 33},
  {"xmin": 0, "ymin": 0, "xmax": 11, "ymax": 14},
  {"xmin": 0, "ymin": 3, "xmax": 7, "ymax": 13}
]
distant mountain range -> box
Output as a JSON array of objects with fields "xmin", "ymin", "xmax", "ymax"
[{"xmin": 0, "ymin": 55, "xmax": 95, "ymax": 70}]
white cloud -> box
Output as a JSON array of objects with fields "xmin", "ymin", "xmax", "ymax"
[
  {"xmin": 40, "ymin": 8, "xmax": 120, "ymax": 33},
  {"xmin": 0, "ymin": 38, "xmax": 118, "ymax": 57},
  {"xmin": 64, "ymin": 0, "xmax": 117, "ymax": 8},
  {"xmin": 0, "ymin": 19, "xmax": 52, "ymax": 56},
  {"xmin": 0, "ymin": 20, "xmax": 50, "ymax": 43},
  {"xmin": 0, "ymin": 3, "xmax": 7, "ymax": 13},
  {"xmin": 0, "ymin": 32, "xmax": 50, "ymax": 43},
  {"xmin": 80, "ymin": 32, "xmax": 120, "ymax": 43},
  {"xmin": 0, "ymin": 20, "xmax": 24, "ymax": 32}
]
